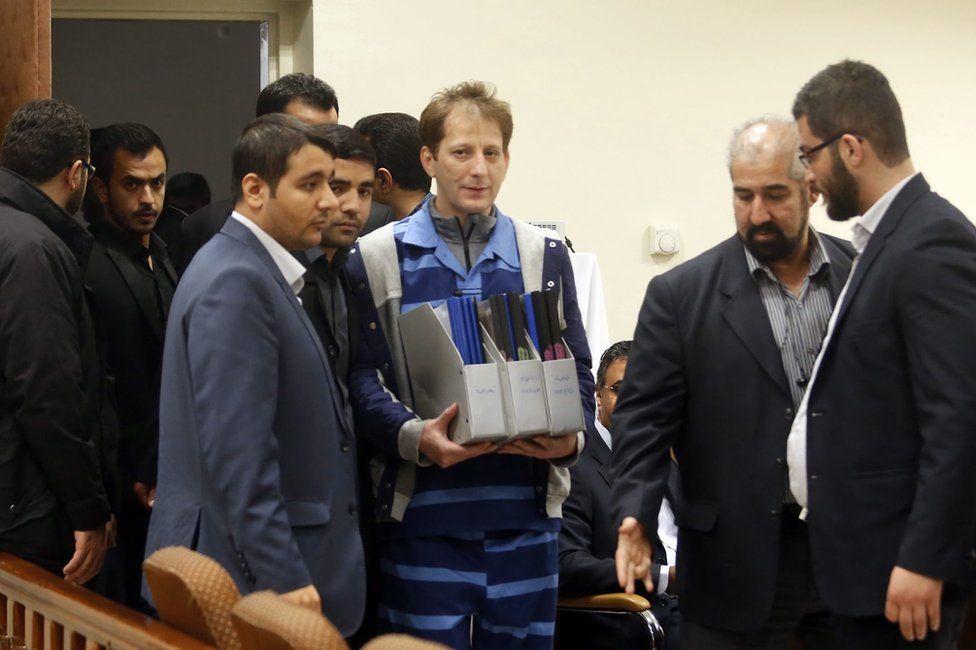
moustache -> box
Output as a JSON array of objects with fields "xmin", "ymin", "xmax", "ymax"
[{"xmin": 747, "ymin": 223, "xmax": 784, "ymax": 239}]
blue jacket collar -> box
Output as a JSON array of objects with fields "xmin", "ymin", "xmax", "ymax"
[{"xmin": 401, "ymin": 199, "xmax": 520, "ymax": 268}]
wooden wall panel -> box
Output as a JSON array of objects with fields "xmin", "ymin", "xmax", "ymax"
[{"xmin": 0, "ymin": 0, "xmax": 52, "ymax": 136}]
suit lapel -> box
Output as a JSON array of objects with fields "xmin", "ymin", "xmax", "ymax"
[
  {"xmin": 830, "ymin": 175, "xmax": 929, "ymax": 334},
  {"xmin": 718, "ymin": 238, "xmax": 791, "ymax": 399},
  {"xmin": 584, "ymin": 424, "xmax": 611, "ymax": 485},
  {"xmin": 224, "ymin": 219, "xmax": 351, "ymax": 437},
  {"xmin": 104, "ymin": 246, "xmax": 165, "ymax": 342}
]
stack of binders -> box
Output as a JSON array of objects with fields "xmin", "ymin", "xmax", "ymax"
[{"xmin": 399, "ymin": 290, "xmax": 584, "ymax": 445}]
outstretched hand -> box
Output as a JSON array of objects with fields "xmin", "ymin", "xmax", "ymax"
[{"xmin": 615, "ymin": 516, "xmax": 654, "ymax": 594}]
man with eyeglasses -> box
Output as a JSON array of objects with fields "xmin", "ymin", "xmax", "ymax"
[
  {"xmin": 559, "ymin": 340, "xmax": 682, "ymax": 648},
  {"xmin": 786, "ymin": 60, "xmax": 976, "ymax": 648},
  {"xmin": 0, "ymin": 99, "xmax": 112, "ymax": 585},
  {"xmin": 611, "ymin": 116, "xmax": 856, "ymax": 648}
]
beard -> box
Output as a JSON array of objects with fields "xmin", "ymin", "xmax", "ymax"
[
  {"xmin": 65, "ymin": 182, "xmax": 86, "ymax": 215},
  {"xmin": 740, "ymin": 216, "xmax": 806, "ymax": 265},
  {"xmin": 823, "ymin": 151, "xmax": 861, "ymax": 221}
]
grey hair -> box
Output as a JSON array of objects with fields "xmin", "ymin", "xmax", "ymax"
[{"xmin": 727, "ymin": 114, "xmax": 806, "ymax": 182}]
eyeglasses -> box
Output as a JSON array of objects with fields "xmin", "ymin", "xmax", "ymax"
[
  {"xmin": 798, "ymin": 133, "xmax": 862, "ymax": 166},
  {"xmin": 600, "ymin": 382, "xmax": 623, "ymax": 395},
  {"xmin": 81, "ymin": 160, "xmax": 96, "ymax": 178}
]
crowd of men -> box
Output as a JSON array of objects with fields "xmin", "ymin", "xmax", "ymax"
[{"xmin": 1, "ymin": 59, "xmax": 974, "ymax": 650}]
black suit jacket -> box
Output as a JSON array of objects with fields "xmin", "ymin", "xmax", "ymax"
[
  {"xmin": 559, "ymin": 427, "xmax": 678, "ymax": 598},
  {"xmin": 181, "ymin": 197, "xmax": 234, "ymax": 268},
  {"xmin": 804, "ymin": 175, "xmax": 976, "ymax": 616},
  {"xmin": 610, "ymin": 232, "xmax": 855, "ymax": 632},
  {"xmin": 85, "ymin": 223, "xmax": 178, "ymax": 490}
]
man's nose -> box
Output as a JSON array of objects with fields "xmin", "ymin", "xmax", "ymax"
[
  {"xmin": 749, "ymin": 197, "xmax": 772, "ymax": 225},
  {"xmin": 469, "ymin": 153, "xmax": 487, "ymax": 176},
  {"xmin": 319, "ymin": 184, "xmax": 339, "ymax": 213}
]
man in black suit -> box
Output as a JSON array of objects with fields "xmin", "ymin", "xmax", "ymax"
[
  {"xmin": 85, "ymin": 123, "xmax": 178, "ymax": 610},
  {"xmin": 612, "ymin": 116, "xmax": 856, "ymax": 647},
  {"xmin": 181, "ymin": 73, "xmax": 340, "ymax": 268},
  {"xmin": 297, "ymin": 124, "xmax": 377, "ymax": 645},
  {"xmin": 0, "ymin": 99, "xmax": 111, "ymax": 584},
  {"xmin": 787, "ymin": 60, "xmax": 976, "ymax": 648},
  {"xmin": 559, "ymin": 340, "xmax": 681, "ymax": 648}
]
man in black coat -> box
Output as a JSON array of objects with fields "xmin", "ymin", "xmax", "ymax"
[
  {"xmin": 0, "ymin": 99, "xmax": 111, "ymax": 584},
  {"xmin": 612, "ymin": 117, "xmax": 855, "ymax": 647},
  {"xmin": 789, "ymin": 60, "xmax": 976, "ymax": 648},
  {"xmin": 181, "ymin": 73, "xmax": 340, "ymax": 269},
  {"xmin": 85, "ymin": 123, "xmax": 177, "ymax": 609},
  {"xmin": 559, "ymin": 340, "xmax": 682, "ymax": 648}
]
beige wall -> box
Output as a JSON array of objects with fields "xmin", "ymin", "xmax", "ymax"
[{"xmin": 313, "ymin": 0, "xmax": 976, "ymax": 342}]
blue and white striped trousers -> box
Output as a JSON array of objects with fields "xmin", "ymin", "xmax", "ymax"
[{"xmin": 378, "ymin": 530, "xmax": 559, "ymax": 649}]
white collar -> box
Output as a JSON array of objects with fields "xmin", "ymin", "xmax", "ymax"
[
  {"xmin": 593, "ymin": 418, "xmax": 613, "ymax": 451},
  {"xmin": 851, "ymin": 172, "xmax": 919, "ymax": 254},
  {"xmin": 231, "ymin": 211, "xmax": 306, "ymax": 295}
]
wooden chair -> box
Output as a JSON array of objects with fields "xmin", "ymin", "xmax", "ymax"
[
  {"xmin": 231, "ymin": 591, "xmax": 446, "ymax": 650},
  {"xmin": 555, "ymin": 593, "xmax": 664, "ymax": 649},
  {"xmin": 143, "ymin": 546, "xmax": 242, "ymax": 650}
]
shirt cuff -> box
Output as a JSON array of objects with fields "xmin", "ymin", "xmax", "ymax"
[
  {"xmin": 656, "ymin": 565, "xmax": 670, "ymax": 595},
  {"xmin": 397, "ymin": 417, "xmax": 432, "ymax": 466}
]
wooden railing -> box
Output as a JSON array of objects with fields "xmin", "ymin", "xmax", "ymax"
[{"xmin": 0, "ymin": 553, "xmax": 213, "ymax": 650}]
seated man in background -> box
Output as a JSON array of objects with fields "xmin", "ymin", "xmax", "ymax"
[
  {"xmin": 559, "ymin": 340, "xmax": 681, "ymax": 649},
  {"xmin": 354, "ymin": 112, "xmax": 431, "ymax": 235}
]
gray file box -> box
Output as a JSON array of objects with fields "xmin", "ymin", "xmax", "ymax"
[{"xmin": 399, "ymin": 303, "xmax": 508, "ymax": 444}]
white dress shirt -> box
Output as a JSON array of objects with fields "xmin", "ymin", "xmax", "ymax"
[
  {"xmin": 787, "ymin": 173, "xmax": 919, "ymax": 515},
  {"xmin": 231, "ymin": 211, "xmax": 307, "ymax": 296},
  {"xmin": 596, "ymin": 418, "xmax": 678, "ymax": 593}
]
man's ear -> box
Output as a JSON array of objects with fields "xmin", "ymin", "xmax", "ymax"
[
  {"xmin": 376, "ymin": 168, "xmax": 394, "ymax": 192},
  {"xmin": 804, "ymin": 172, "xmax": 820, "ymax": 206},
  {"xmin": 66, "ymin": 160, "xmax": 86, "ymax": 192},
  {"xmin": 92, "ymin": 176, "xmax": 109, "ymax": 204},
  {"xmin": 241, "ymin": 173, "xmax": 268, "ymax": 209},
  {"xmin": 420, "ymin": 145, "xmax": 436, "ymax": 177},
  {"xmin": 839, "ymin": 133, "xmax": 864, "ymax": 168}
]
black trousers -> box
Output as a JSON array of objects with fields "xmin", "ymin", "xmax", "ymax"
[{"xmin": 682, "ymin": 506, "xmax": 837, "ymax": 649}]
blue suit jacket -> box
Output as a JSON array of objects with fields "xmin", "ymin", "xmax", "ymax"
[{"xmin": 144, "ymin": 217, "xmax": 365, "ymax": 634}]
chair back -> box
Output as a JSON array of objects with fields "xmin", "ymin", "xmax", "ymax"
[
  {"xmin": 230, "ymin": 591, "xmax": 348, "ymax": 650},
  {"xmin": 143, "ymin": 546, "xmax": 242, "ymax": 650}
]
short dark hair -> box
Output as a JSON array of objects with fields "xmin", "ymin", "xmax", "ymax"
[
  {"xmin": 255, "ymin": 73, "xmax": 339, "ymax": 117},
  {"xmin": 792, "ymin": 60, "xmax": 909, "ymax": 166},
  {"xmin": 231, "ymin": 113, "xmax": 336, "ymax": 201},
  {"xmin": 0, "ymin": 99, "xmax": 90, "ymax": 183},
  {"xmin": 420, "ymin": 81, "xmax": 513, "ymax": 155},
  {"xmin": 354, "ymin": 112, "xmax": 431, "ymax": 192},
  {"xmin": 310, "ymin": 124, "xmax": 376, "ymax": 167},
  {"xmin": 597, "ymin": 340, "xmax": 632, "ymax": 389},
  {"xmin": 167, "ymin": 172, "xmax": 211, "ymax": 205},
  {"xmin": 92, "ymin": 122, "xmax": 169, "ymax": 184}
]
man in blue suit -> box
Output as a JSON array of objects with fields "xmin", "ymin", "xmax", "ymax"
[{"xmin": 144, "ymin": 114, "xmax": 366, "ymax": 634}]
